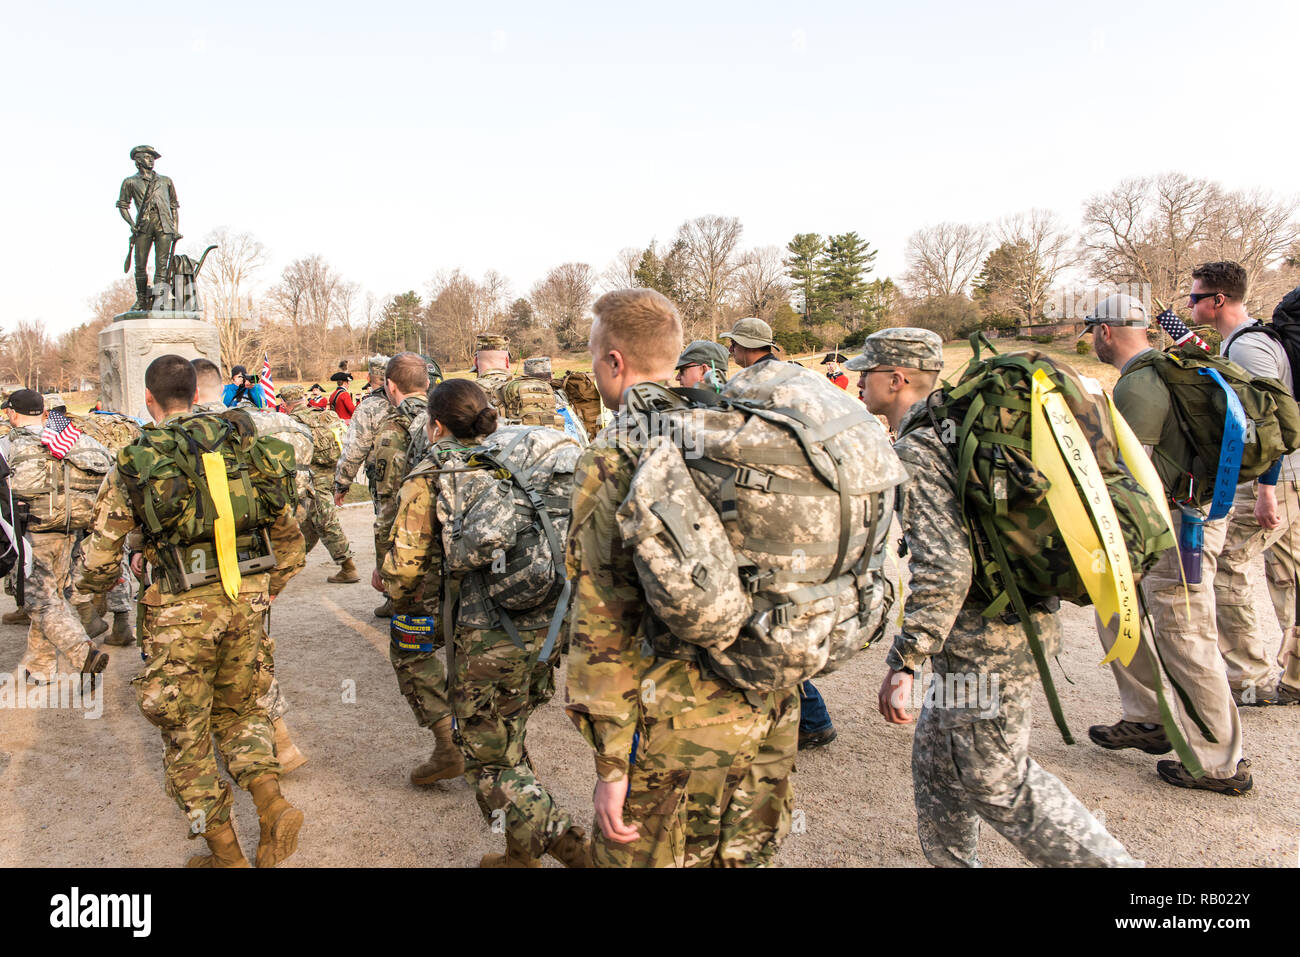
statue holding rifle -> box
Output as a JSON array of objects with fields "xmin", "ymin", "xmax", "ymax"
[{"xmin": 117, "ymin": 144, "xmax": 180, "ymax": 312}]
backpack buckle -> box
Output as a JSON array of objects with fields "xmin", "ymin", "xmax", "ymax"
[
  {"xmin": 772, "ymin": 603, "xmax": 790, "ymax": 627},
  {"xmin": 739, "ymin": 566, "xmax": 772, "ymax": 593},
  {"xmin": 734, "ymin": 467, "xmax": 771, "ymax": 491},
  {"xmin": 690, "ymin": 563, "xmax": 709, "ymax": 588}
]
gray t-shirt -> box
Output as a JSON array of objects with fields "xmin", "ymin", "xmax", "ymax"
[{"xmin": 1222, "ymin": 320, "xmax": 1299, "ymax": 482}]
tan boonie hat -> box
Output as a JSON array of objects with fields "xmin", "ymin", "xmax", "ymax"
[
  {"xmin": 719, "ymin": 317, "xmax": 780, "ymax": 350},
  {"xmin": 523, "ymin": 356, "xmax": 552, "ymax": 377},
  {"xmin": 476, "ymin": 333, "xmax": 510, "ymax": 352},
  {"xmin": 279, "ymin": 384, "xmax": 306, "ymax": 403},
  {"xmin": 844, "ymin": 328, "xmax": 944, "ymax": 372},
  {"xmin": 1078, "ymin": 293, "xmax": 1149, "ymax": 339}
]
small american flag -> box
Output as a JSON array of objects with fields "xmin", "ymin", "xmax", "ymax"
[
  {"xmin": 41, "ymin": 409, "xmax": 82, "ymax": 459},
  {"xmin": 1156, "ymin": 309, "xmax": 1210, "ymax": 352},
  {"xmin": 260, "ymin": 354, "xmax": 276, "ymax": 408}
]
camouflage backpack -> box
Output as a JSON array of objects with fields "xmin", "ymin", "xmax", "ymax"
[
  {"xmin": 559, "ymin": 371, "xmax": 603, "ymax": 439},
  {"xmin": 72, "ymin": 412, "xmax": 142, "ymax": 455},
  {"xmin": 619, "ymin": 359, "xmax": 909, "ymax": 692},
  {"xmin": 432, "ymin": 425, "xmax": 581, "ymax": 658},
  {"xmin": 497, "ymin": 377, "xmax": 565, "ymax": 431},
  {"xmin": 6, "ymin": 428, "xmax": 113, "ymax": 532},
  {"xmin": 900, "ymin": 338, "xmax": 1175, "ymax": 741},
  {"xmin": 117, "ymin": 410, "xmax": 298, "ymax": 591},
  {"xmin": 1125, "ymin": 344, "xmax": 1300, "ymax": 508},
  {"xmin": 291, "ymin": 406, "xmax": 344, "ymax": 469}
]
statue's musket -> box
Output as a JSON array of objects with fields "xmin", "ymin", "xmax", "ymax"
[{"xmin": 121, "ymin": 179, "xmax": 160, "ymax": 274}]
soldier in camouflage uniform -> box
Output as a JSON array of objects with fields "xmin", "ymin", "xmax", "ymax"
[
  {"xmin": 567, "ymin": 289, "xmax": 799, "ymax": 868},
  {"xmin": 2, "ymin": 390, "xmax": 112, "ymax": 683},
  {"xmin": 381, "ymin": 378, "xmax": 588, "ymax": 866},
  {"xmin": 473, "ymin": 333, "xmax": 514, "ymax": 406},
  {"xmin": 369, "ymin": 353, "xmax": 463, "ymax": 785},
  {"xmin": 859, "ymin": 329, "xmax": 1140, "ymax": 868},
  {"xmin": 79, "ymin": 356, "xmax": 306, "ymax": 868},
  {"xmin": 332, "ymin": 355, "xmax": 392, "ymax": 515},
  {"xmin": 280, "ymin": 384, "xmax": 359, "ymax": 584}
]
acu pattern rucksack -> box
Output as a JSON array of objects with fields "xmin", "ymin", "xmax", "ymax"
[
  {"xmin": 72, "ymin": 412, "xmax": 142, "ymax": 455},
  {"xmin": 619, "ymin": 359, "xmax": 909, "ymax": 692},
  {"xmin": 6, "ymin": 428, "xmax": 113, "ymax": 532}
]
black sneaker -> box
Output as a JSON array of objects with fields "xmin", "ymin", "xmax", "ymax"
[
  {"xmin": 1232, "ymin": 685, "xmax": 1280, "ymax": 707},
  {"xmin": 1156, "ymin": 758, "xmax": 1252, "ymax": 795},
  {"xmin": 1087, "ymin": 720, "xmax": 1172, "ymax": 755},
  {"xmin": 798, "ymin": 727, "xmax": 837, "ymax": 751}
]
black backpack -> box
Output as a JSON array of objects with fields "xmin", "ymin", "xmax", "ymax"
[{"xmin": 1223, "ymin": 285, "xmax": 1300, "ymax": 396}]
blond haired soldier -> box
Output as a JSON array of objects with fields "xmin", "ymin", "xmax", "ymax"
[{"xmin": 566, "ymin": 289, "xmax": 798, "ymax": 867}]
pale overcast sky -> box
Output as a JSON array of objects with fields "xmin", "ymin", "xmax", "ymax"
[{"xmin": 4, "ymin": 0, "xmax": 1296, "ymax": 334}]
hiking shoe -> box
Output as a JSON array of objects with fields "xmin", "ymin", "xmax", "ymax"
[
  {"xmin": 3, "ymin": 607, "xmax": 29, "ymax": 625},
  {"xmin": 373, "ymin": 598, "xmax": 393, "ymax": 619},
  {"xmin": 798, "ymin": 727, "xmax": 837, "ymax": 751},
  {"xmin": 1232, "ymin": 685, "xmax": 1281, "ymax": 707},
  {"xmin": 1277, "ymin": 683, "xmax": 1300, "ymax": 705},
  {"xmin": 1157, "ymin": 758, "xmax": 1252, "ymax": 795},
  {"xmin": 1088, "ymin": 720, "xmax": 1172, "ymax": 755}
]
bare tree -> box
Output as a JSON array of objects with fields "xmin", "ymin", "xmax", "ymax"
[
  {"xmin": 266, "ymin": 255, "xmax": 351, "ymax": 378},
  {"xmin": 1201, "ymin": 188, "xmax": 1300, "ymax": 314},
  {"xmin": 88, "ymin": 277, "xmax": 137, "ymax": 326},
  {"xmin": 5, "ymin": 320, "xmax": 50, "ymax": 389},
  {"xmin": 995, "ymin": 209, "xmax": 1080, "ymax": 325},
  {"xmin": 600, "ymin": 247, "xmax": 644, "ymax": 293},
  {"xmin": 904, "ymin": 222, "xmax": 989, "ymax": 298},
  {"xmin": 676, "ymin": 215, "xmax": 743, "ymax": 340},
  {"xmin": 530, "ymin": 262, "xmax": 595, "ymax": 352},
  {"xmin": 734, "ymin": 246, "xmax": 792, "ymax": 322},
  {"xmin": 202, "ymin": 228, "xmax": 269, "ymax": 372},
  {"xmin": 426, "ymin": 270, "xmax": 494, "ymax": 366}
]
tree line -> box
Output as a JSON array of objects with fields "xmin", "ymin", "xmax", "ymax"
[{"xmin": 9, "ymin": 170, "xmax": 1298, "ymax": 392}]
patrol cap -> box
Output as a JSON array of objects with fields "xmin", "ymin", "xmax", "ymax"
[
  {"xmin": 279, "ymin": 384, "xmax": 306, "ymax": 403},
  {"xmin": 845, "ymin": 328, "xmax": 944, "ymax": 373},
  {"xmin": 2, "ymin": 389, "xmax": 44, "ymax": 415},
  {"xmin": 46, "ymin": 394, "xmax": 67, "ymax": 411},
  {"xmin": 367, "ymin": 354, "xmax": 389, "ymax": 379},
  {"xmin": 476, "ymin": 333, "xmax": 510, "ymax": 352},
  {"xmin": 676, "ymin": 340, "xmax": 730, "ymax": 371},
  {"xmin": 820, "ymin": 352, "xmax": 848, "ymax": 365},
  {"xmin": 719, "ymin": 317, "xmax": 780, "ymax": 351},
  {"xmin": 129, "ymin": 144, "xmax": 161, "ymax": 160},
  {"xmin": 523, "ymin": 356, "xmax": 552, "ymax": 378},
  {"xmin": 1079, "ymin": 293, "xmax": 1148, "ymax": 338}
]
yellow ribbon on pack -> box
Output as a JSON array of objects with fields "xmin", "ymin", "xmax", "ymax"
[
  {"xmin": 201, "ymin": 451, "xmax": 242, "ymax": 602},
  {"xmin": 1030, "ymin": 370, "xmax": 1141, "ymax": 666}
]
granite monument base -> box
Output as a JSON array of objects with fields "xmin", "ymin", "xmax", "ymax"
[{"xmin": 100, "ymin": 312, "xmax": 220, "ymax": 420}]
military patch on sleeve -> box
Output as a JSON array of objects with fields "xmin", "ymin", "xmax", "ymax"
[{"xmin": 375, "ymin": 458, "xmax": 388, "ymax": 483}]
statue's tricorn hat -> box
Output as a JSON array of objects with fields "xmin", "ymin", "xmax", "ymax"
[{"xmin": 129, "ymin": 145, "xmax": 162, "ymax": 160}]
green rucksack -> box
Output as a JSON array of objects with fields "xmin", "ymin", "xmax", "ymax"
[
  {"xmin": 117, "ymin": 410, "xmax": 298, "ymax": 591},
  {"xmin": 901, "ymin": 337, "xmax": 1175, "ymax": 743},
  {"xmin": 1125, "ymin": 344, "xmax": 1300, "ymax": 508}
]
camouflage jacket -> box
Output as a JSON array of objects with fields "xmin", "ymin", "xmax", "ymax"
[
  {"xmin": 77, "ymin": 412, "xmax": 306, "ymax": 605},
  {"xmin": 333, "ymin": 388, "xmax": 390, "ymax": 489},
  {"xmin": 565, "ymin": 410, "xmax": 767, "ymax": 783},
  {"xmin": 372, "ymin": 395, "xmax": 428, "ymax": 563},
  {"xmin": 886, "ymin": 402, "xmax": 1059, "ymax": 692},
  {"xmin": 475, "ymin": 370, "xmax": 512, "ymax": 407}
]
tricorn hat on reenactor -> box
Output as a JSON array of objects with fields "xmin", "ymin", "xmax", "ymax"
[
  {"xmin": 820, "ymin": 352, "xmax": 848, "ymax": 365},
  {"xmin": 129, "ymin": 144, "xmax": 162, "ymax": 160}
]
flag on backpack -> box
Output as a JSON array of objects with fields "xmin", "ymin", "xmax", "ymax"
[
  {"xmin": 1155, "ymin": 309, "xmax": 1210, "ymax": 352},
  {"xmin": 40, "ymin": 409, "xmax": 82, "ymax": 459},
  {"xmin": 260, "ymin": 354, "xmax": 276, "ymax": 409}
]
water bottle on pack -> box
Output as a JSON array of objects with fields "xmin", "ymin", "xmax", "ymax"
[{"xmin": 1177, "ymin": 505, "xmax": 1205, "ymax": 585}]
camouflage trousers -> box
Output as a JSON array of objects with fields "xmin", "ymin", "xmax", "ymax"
[
  {"xmin": 18, "ymin": 532, "xmax": 93, "ymax": 681},
  {"xmin": 451, "ymin": 625, "xmax": 573, "ymax": 858},
  {"xmin": 389, "ymin": 635, "xmax": 451, "ymax": 731},
  {"xmin": 133, "ymin": 590, "xmax": 279, "ymax": 835},
  {"xmin": 592, "ymin": 684, "xmax": 799, "ymax": 868},
  {"xmin": 302, "ymin": 470, "xmax": 353, "ymax": 564},
  {"xmin": 912, "ymin": 678, "xmax": 1140, "ymax": 868},
  {"xmin": 255, "ymin": 631, "xmax": 288, "ymax": 723},
  {"xmin": 1214, "ymin": 480, "xmax": 1300, "ymax": 695},
  {"xmin": 70, "ymin": 543, "xmax": 133, "ymax": 615}
]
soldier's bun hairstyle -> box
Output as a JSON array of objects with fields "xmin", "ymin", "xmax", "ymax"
[
  {"xmin": 386, "ymin": 352, "xmax": 430, "ymax": 395},
  {"xmin": 145, "ymin": 354, "xmax": 197, "ymax": 411},
  {"xmin": 592, "ymin": 288, "xmax": 683, "ymax": 372},
  {"xmin": 429, "ymin": 379, "xmax": 497, "ymax": 440}
]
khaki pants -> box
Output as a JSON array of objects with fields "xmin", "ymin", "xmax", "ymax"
[
  {"xmin": 1214, "ymin": 480, "xmax": 1300, "ymax": 694},
  {"xmin": 1097, "ymin": 511, "xmax": 1244, "ymax": 778}
]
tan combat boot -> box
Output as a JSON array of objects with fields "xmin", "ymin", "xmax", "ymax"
[
  {"xmin": 248, "ymin": 775, "xmax": 304, "ymax": 868},
  {"xmin": 547, "ymin": 826, "xmax": 591, "ymax": 868},
  {"xmin": 373, "ymin": 596, "xmax": 394, "ymax": 618},
  {"xmin": 410, "ymin": 715, "xmax": 465, "ymax": 786},
  {"xmin": 273, "ymin": 717, "xmax": 308, "ymax": 774},
  {"xmin": 480, "ymin": 833, "xmax": 542, "ymax": 869},
  {"xmin": 103, "ymin": 611, "xmax": 134, "ymax": 647},
  {"xmin": 186, "ymin": 821, "xmax": 250, "ymax": 868},
  {"xmin": 76, "ymin": 603, "xmax": 109, "ymax": 640},
  {"xmin": 2, "ymin": 607, "xmax": 29, "ymax": 625},
  {"xmin": 327, "ymin": 558, "xmax": 360, "ymax": 583}
]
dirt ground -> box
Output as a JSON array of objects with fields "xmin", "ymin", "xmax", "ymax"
[{"xmin": 1, "ymin": 502, "xmax": 1296, "ymax": 868}]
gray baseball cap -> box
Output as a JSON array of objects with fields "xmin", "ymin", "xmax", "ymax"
[
  {"xmin": 719, "ymin": 317, "xmax": 779, "ymax": 350},
  {"xmin": 844, "ymin": 328, "xmax": 944, "ymax": 372},
  {"xmin": 1079, "ymin": 293, "xmax": 1149, "ymax": 338},
  {"xmin": 676, "ymin": 340, "xmax": 729, "ymax": 371}
]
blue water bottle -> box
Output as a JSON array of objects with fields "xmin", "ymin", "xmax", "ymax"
[{"xmin": 1177, "ymin": 505, "xmax": 1204, "ymax": 585}]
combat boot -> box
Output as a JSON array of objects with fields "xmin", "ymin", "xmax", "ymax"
[
  {"xmin": 104, "ymin": 611, "xmax": 134, "ymax": 646},
  {"xmin": 273, "ymin": 717, "xmax": 308, "ymax": 774},
  {"xmin": 81, "ymin": 646, "xmax": 110, "ymax": 677},
  {"xmin": 186, "ymin": 821, "xmax": 250, "ymax": 868},
  {"xmin": 546, "ymin": 826, "xmax": 591, "ymax": 868},
  {"xmin": 327, "ymin": 558, "xmax": 360, "ymax": 583},
  {"xmin": 374, "ymin": 597, "xmax": 393, "ymax": 618},
  {"xmin": 410, "ymin": 715, "xmax": 465, "ymax": 786},
  {"xmin": 2, "ymin": 607, "xmax": 28, "ymax": 625},
  {"xmin": 480, "ymin": 834, "xmax": 542, "ymax": 868},
  {"xmin": 76, "ymin": 603, "xmax": 109, "ymax": 641},
  {"xmin": 248, "ymin": 775, "xmax": 304, "ymax": 868}
]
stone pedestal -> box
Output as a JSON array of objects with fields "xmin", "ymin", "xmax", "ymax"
[{"xmin": 99, "ymin": 311, "xmax": 220, "ymax": 420}]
